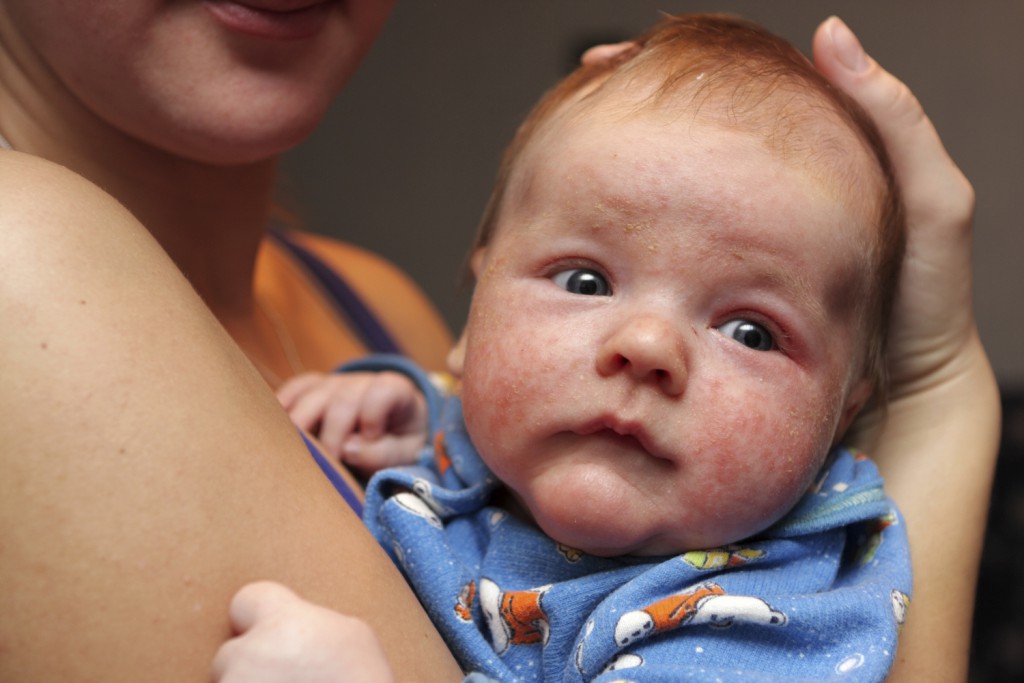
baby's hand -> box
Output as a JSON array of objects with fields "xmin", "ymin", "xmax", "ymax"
[
  {"xmin": 277, "ymin": 371, "xmax": 428, "ymax": 476},
  {"xmin": 212, "ymin": 581, "xmax": 396, "ymax": 683}
]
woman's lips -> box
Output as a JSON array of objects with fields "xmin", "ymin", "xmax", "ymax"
[{"xmin": 204, "ymin": 0, "xmax": 335, "ymax": 41}]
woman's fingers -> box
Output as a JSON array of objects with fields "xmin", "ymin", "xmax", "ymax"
[
  {"xmin": 812, "ymin": 16, "xmax": 973, "ymax": 227},
  {"xmin": 813, "ymin": 16, "xmax": 978, "ymax": 388},
  {"xmin": 580, "ymin": 41, "xmax": 637, "ymax": 65}
]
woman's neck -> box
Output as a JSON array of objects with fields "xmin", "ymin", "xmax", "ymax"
[{"xmin": 98, "ymin": 147, "xmax": 279, "ymax": 315}]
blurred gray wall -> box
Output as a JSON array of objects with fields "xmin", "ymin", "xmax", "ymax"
[{"xmin": 282, "ymin": 0, "xmax": 1024, "ymax": 390}]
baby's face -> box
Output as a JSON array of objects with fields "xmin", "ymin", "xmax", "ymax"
[{"xmin": 452, "ymin": 108, "xmax": 878, "ymax": 557}]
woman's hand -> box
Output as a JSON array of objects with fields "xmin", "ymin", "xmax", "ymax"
[
  {"xmin": 213, "ymin": 582, "xmax": 396, "ymax": 683},
  {"xmin": 813, "ymin": 16, "xmax": 980, "ymax": 399},
  {"xmin": 812, "ymin": 16, "xmax": 1000, "ymax": 683}
]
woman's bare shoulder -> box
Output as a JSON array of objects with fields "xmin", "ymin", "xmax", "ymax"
[
  {"xmin": 0, "ymin": 152, "xmax": 150, "ymax": 269},
  {"xmin": 1, "ymin": 150, "xmax": 86, "ymax": 192},
  {"xmin": 0, "ymin": 151, "xmax": 135, "ymax": 226}
]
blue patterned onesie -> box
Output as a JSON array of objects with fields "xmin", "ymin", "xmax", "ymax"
[{"xmin": 350, "ymin": 356, "xmax": 912, "ymax": 682}]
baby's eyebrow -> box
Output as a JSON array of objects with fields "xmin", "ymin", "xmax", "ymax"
[
  {"xmin": 702, "ymin": 246, "xmax": 836, "ymax": 329},
  {"xmin": 699, "ymin": 216, "xmax": 868, "ymax": 315}
]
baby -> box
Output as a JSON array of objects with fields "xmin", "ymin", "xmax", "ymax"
[{"xmin": 223, "ymin": 13, "xmax": 910, "ymax": 682}]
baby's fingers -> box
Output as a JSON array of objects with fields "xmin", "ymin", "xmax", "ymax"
[
  {"xmin": 275, "ymin": 372, "xmax": 326, "ymax": 412},
  {"xmin": 212, "ymin": 582, "xmax": 299, "ymax": 681},
  {"xmin": 342, "ymin": 433, "xmax": 427, "ymax": 475},
  {"xmin": 228, "ymin": 581, "xmax": 298, "ymax": 634},
  {"xmin": 289, "ymin": 376, "xmax": 370, "ymax": 435},
  {"xmin": 315, "ymin": 392, "xmax": 362, "ymax": 459},
  {"xmin": 357, "ymin": 372, "xmax": 428, "ymax": 441}
]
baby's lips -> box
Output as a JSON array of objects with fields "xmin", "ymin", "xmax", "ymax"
[{"xmin": 576, "ymin": 415, "xmax": 677, "ymax": 463}]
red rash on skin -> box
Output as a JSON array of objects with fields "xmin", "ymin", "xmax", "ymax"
[{"xmin": 451, "ymin": 103, "xmax": 879, "ymax": 558}]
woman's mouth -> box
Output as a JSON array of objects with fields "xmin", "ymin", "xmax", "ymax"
[{"xmin": 204, "ymin": 0, "xmax": 336, "ymax": 41}]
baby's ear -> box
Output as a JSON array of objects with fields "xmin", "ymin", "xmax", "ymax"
[
  {"xmin": 833, "ymin": 377, "xmax": 874, "ymax": 444},
  {"xmin": 448, "ymin": 247, "xmax": 490, "ymax": 379},
  {"xmin": 446, "ymin": 330, "xmax": 467, "ymax": 379},
  {"xmin": 468, "ymin": 247, "xmax": 488, "ymax": 279}
]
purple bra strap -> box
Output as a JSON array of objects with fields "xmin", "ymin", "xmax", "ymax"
[{"xmin": 269, "ymin": 228, "xmax": 403, "ymax": 355}]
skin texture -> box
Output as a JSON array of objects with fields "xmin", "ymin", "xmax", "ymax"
[
  {"xmin": 449, "ymin": 108, "xmax": 877, "ymax": 557},
  {"xmin": 0, "ymin": 2, "xmax": 458, "ymax": 681},
  {"xmin": 812, "ymin": 18, "xmax": 1000, "ymax": 683},
  {"xmin": 0, "ymin": 9, "xmax": 998, "ymax": 683},
  {"xmin": 223, "ymin": 22, "xmax": 999, "ymax": 681},
  {"xmin": 0, "ymin": 0, "xmax": 393, "ymax": 163},
  {"xmin": 0, "ymin": 0, "xmax": 453, "ymax": 383},
  {"xmin": 0, "ymin": 152, "xmax": 462, "ymax": 683}
]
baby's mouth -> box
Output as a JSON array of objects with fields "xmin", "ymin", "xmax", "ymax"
[
  {"xmin": 592, "ymin": 428, "xmax": 644, "ymax": 450},
  {"xmin": 576, "ymin": 418, "xmax": 673, "ymax": 463}
]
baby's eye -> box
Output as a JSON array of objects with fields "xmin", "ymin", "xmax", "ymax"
[
  {"xmin": 718, "ymin": 319, "xmax": 775, "ymax": 351},
  {"xmin": 551, "ymin": 268, "xmax": 611, "ymax": 296}
]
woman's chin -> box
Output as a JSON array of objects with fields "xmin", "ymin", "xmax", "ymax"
[{"xmin": 142, "ymin": 116, "xmax": 320, "ymax": 166}]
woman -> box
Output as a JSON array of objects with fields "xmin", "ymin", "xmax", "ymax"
[
  {"xmin": 0, "ymin": 2, "xmax": 997, "ymax": 680},
  {"xmin": 0, "ymin": 0, "xmax": 453, "ymax": 386}
]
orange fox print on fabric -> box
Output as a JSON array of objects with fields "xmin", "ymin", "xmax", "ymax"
[{"xmin": 478, "ymin": 578, "xmax": 552, "ymax": 655}]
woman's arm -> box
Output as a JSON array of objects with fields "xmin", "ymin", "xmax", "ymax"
[
  {"xmin": 814, "ymin": 17, "xmax": 1001, "ymax": 682},
  {"xmin": 0, "ymin": 152, "xmax": 462, "ymax": 682}
]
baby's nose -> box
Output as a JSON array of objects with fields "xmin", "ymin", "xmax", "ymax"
[{"xmin": 596, "ymin": 315, "xmax": 688, "ymax": 396}]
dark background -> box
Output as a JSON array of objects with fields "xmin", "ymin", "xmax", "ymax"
[{"xmin": 279, "ymin": 3, "xmax": 1024, "ymax": 678}]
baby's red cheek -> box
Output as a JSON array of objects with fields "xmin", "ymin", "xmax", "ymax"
[{"xmin": 696, "ymin": 397, "xmax": 819, "ymax": 484}]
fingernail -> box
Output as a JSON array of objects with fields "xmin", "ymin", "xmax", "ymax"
[
  {"xmin": 342, "ymin": 437, "xmax": 362, "ymax": 457},
  {"xmin": 828, "ymin": 16, "xmax": 869, "ymax": 73}
]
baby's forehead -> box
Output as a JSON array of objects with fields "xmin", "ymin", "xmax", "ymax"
[
  {"xmin": 532, "ymin": 78, "xmax": 886, "ymax": 234},
  {"xmin": 534, "ymin": 82, "xmax": 877, "ymax": 195},
  {"xmin": 496, "ymin": 95, "xmax": 885, "ymax": 321}
]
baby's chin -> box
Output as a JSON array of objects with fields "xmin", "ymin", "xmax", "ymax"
[
  {"xmin": 551, "ymin": 531, "xmax": 736, "ymax": 559},
  {"xmin": 507, "ymin": 481, "xmax": 773, "ymax": 558},
  {"xmin": 531, "ymin": 509, "xmax": 739, "ymax": 559},
  {"xmin": 527, "ymin": 500, "xmax": 770, "ymax": 558}
]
